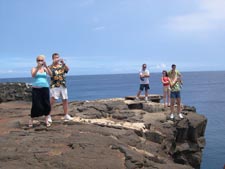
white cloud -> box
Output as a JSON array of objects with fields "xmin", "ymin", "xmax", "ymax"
[
  {"xmin": 156, "ymin": 63, "xmax": 167, "ymax": 69},
  {"xmin": 8, "ymin": 70, "xmax": 14, "ymax": 73},
  {"xmin": 93, "ymin": 26, "xmax": 105, "ymax": 31},
  {"xmin": 0, "ymin": 70, "xmax": 15, "ymax": 74},
  {"xmin": 146, "ymin": 63, "xmax": 167, "ymax": 71},
  {"xmin": 166, "ymin": 0, "xmax": 225, "ymax": 32},
  {"xmin": 0, "ymin": 69, "xmax": 28, "ymax": 74}
]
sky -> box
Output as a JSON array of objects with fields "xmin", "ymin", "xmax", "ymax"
[{"xmin": 0, "ymin": 0, "xmax": 225, "ymax": 78}]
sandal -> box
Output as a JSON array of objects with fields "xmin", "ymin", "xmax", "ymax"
[
  {"xmin": 28, "ymin": 124, "xmax": 33, "ymax": 128},
  {"xmin": 28, "ymin": 120, "xmax": 33, "ymax": 128},
  {"xmin": 46, "ymin": 122, "xmax": 51, "ymax": 127},
  {"xmin": 33, "ymin": 120, "xmax": 40, "ymax": 125}
]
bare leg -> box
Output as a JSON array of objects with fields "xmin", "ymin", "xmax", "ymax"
[
  {"xmin": 50, "ymin": 97, "xmax": 55, "ymax": 115},
  {"xmin": 145, "ymin": 89, "xmax": 148, "ymax": 98},
  {"xmin": 136, "ymin": 90, "xmax": 142, "ymax": 98},
  {"xmin": 62, "ymin": 99, "xmax": 68, "ymax": 115},
  {"xmin": 170, "ymin": 98, "xmax": 175, "ymax": 113},
  {"xmin": 62, "ymin": 99, "xmax": 73, "ymax": 120},
  {"xmin": 169, "ymin": 97, "xmax": 175, "ymax": 119},
  {"xmin": 176, "ymin": 98, "xmax": 181, "ymax": 114},
  {"xmin": 167, "ymin": 89, "xmax": 170, "ymax": 106},
  {"xmin": 177, "ymin": 97, "xmax": 183, "ymax": 118},
  {"xmin": 163, "ymin": 89, "xmax": 166, "ymax": 107}
]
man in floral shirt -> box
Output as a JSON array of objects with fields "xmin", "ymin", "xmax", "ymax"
[{"xmin": 48, "ymin": 53, "xmax": 73, "ymax": 122}]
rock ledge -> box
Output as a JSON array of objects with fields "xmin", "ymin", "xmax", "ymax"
[
  {"xmin": 0, "ymin": 82, "xmax": 207, "ymax": 169},
  {"xmin": 0, "ymin": 98, "xmax": 207, "ymax": 169}
]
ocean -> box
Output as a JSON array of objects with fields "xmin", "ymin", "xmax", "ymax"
[{"xmin": 1, "ymin": 71, "xmax": 225, "ymax": 169}]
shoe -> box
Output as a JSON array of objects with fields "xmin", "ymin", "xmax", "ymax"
[
  {"xmin": 46, "ymin": 122, "xmax": 51, "ymax": 127},
  {"xmin": 135, "ymin": 97, "xmax": 140, "ymax": 101},
  {"xmin": 145, "ymin": 97, "xmax": 148, "ymax": 102},
  {"xmin": 170, "ymin": 113, "xmax": 174, "ymax": 119},
  {"xmin": 47, "ymin": 115, "xmax": 52, "ymax": 123},
  {"xmin": 179, "ymin": 113, "xmax": 184, "ymax": 119},
  {"xmin": 28, "ymin": 124, "xmax": 33, "ymax": 128},
  {"xmin": 64, "ymin": 114, "xmax": 73, "ymax": 121}
]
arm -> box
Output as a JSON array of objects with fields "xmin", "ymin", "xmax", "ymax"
[
  {"xmin": 61, "ymin": 60, "xmax": 69, "ymax": 72},
  {"xmin": 44, "ymin": 66, "xmax": 52, "ymax": 76},
  {"xmin": 144, "ymin": 73, "xmax": 150, "ymax": 78},
  {"xmin": 31, "ymin": 67, "xmax": 39, "ymax": 77},
  {"xmin": 142, "ymin": 70, "xmax": 150, "ymax": 78},
  {"xmin": 63, "ymin": 64, "xmax": 69, "ymax": 72},
  {"xmin": 43, "ymin": 62, "xmax": 52, "ymax": 76},
  {"xmin": 161, "ymin": 77, "xmax": 166, "ymax": 84},
  {"xmin": 169, "ymin": 78, "xmax": 178, "ymax": 88},
  {"xmin": 31, "ymin": 62, "xmax": 42, "ymax": 77},
  {"xmin": 170, "ymin": 77, "xmax": 182, "ymax": 88},
  {"xmin": 176, "ymin": 71, "xmax": 183, "ymax": 85},
  {"xmin": 177, "ymin": 70, "xmax": 182, "ymax": 78}
]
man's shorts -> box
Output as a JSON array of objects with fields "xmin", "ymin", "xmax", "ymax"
[
  {"xmin": 170, "ymin": 91, "xmax": 181, "ymax": 99},
  {"xmin": 139, "ymin": 84, "xmax": 150, "ymax": 91},
  {"xmin": 50, "ymin": 86, "xmax": 68, "ymax": 100}
]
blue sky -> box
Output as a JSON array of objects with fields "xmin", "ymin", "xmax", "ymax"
[{"xmin": 0, "ymin": 0, "xmax": 225, "ymax": 78}]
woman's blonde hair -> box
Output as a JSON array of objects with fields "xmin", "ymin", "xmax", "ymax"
[{"xmin": 36, "ymin": 55, "xmax": 45, "ymax": 61}]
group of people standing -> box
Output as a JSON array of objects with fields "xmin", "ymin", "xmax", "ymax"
[
  {"xmin": 136, "ymin": 63, "xmax": 183, "ymax": 119},
  {"xmin": 29, "ymin": 53, "xmax": 73, "ymax": 127},
  {"xmin": 30, "ymin": 58, "xmax": 183, "ymax": 127}
]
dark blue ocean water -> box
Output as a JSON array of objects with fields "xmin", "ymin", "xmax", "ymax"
[{"xmin": 1, "ymin": 71, "xmax": 225, "ymax": 169}]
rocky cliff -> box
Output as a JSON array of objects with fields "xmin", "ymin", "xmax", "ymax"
[
  {"xmin": 0, "ymin": 82, "xmax": 32, "ymax": 102},
  {"xmin": 0, "ymin": 83, "xmax": 207, "ymax": 169}
]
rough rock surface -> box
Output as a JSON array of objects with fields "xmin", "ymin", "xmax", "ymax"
[
  {"xmin": 0, "ymin": 98, "xmax": 207, "ymax": 169},
  {"xmin": 0, "ymin": 82, "xmax": 32, "ymax": 103}
]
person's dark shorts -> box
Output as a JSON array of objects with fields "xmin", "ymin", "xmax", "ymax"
[
  {"xmin": 170, "ymin": 91, "xmax": 181, "ymax": 99},
  {"xmin": 139, "ymin": 84, "xmax": 150, "ymax": 91}
]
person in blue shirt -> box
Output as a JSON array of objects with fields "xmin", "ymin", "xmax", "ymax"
[{"xmin": 29, "ymin": 55, "xmax": 52, "ymax": 127}]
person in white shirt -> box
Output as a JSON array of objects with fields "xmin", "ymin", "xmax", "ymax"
[{"xmin": 136, "ymin": 64, "xmax": 150, "ymax": 102}]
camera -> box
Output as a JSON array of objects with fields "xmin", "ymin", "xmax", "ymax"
[{"xmin": 58, "ymin": 58, "xmax": 64, "ymax": 63}]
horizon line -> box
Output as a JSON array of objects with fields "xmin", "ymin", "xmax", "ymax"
[{"xmin": 0, "ymin": 70, "xmax": 225, "ymax": 80}]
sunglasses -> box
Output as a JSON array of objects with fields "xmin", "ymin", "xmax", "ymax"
[{"xmin": 37, "ymin": 60, "xmax": 43, "ymax": 62}]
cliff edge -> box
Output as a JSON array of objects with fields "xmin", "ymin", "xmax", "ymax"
[{"xmin": 0, "ymin": 83, "xmax": 207, "ymax": 169}]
